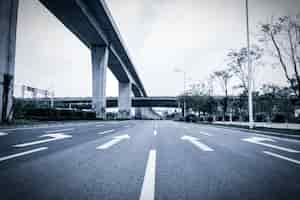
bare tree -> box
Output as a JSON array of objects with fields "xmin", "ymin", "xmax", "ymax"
[
  {"xmin": 260, "ymin": 15, "xmax": 300, "ymax": 98},
  {"xmin": 227, "ymin": 45, "xmax": 263, "ymax": 93},
  {"xmin": 213, "ymin": 69, "xmax": 233, "ymax": 120}
]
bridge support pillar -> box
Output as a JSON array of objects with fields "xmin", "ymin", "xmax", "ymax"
[
  {"xmin": 118, "ymin": 82, "xmax": 131, "ymax": 119},
  {"xmin": 91, "ymin": 46, "xmax": 109, "ymax": 119},
  {"xmin": 0, "ymin": 0, "xmax": 19, "ymax": 122}
]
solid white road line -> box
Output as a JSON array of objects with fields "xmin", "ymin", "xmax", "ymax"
[
  {"xmin": 96, "ymin": 134, "xmax": 130, "ymax": 150},
  {"xmin": 13, "ymin": 133, "xmax": 72, "ymax": 148},
  {"xmin": 0, "ymin": 132, "xmax": 8, "ymax": 136},
  {"xmin": 243, "ymin": 137, "xmax": 300, "ymax": 153},
  {"xmin": 263, "ymin": 151, "xmax": 300, "ymax": 165},
  {"xmin": 45, "ymin": 128, "xmax": 74, "ymax": 133},
  {"xmin": 139, "ymin": 149, "xmax": 156, "ymax": 200},
  {"xmin": 0, "ymin": 147, "xmax": 48, "ymax": 162},
  {"xmin": 97, "ymin": 129, "xmax": 115, "ymax": 135},
  {"xmin": 181, "ymin": 135, "xmax": 214, "ymax": 151},
  {"xmin": 199, "ymin": 131, "xmax": 212, "ymax": 136},
  {"xmin": 153, "ymin": 130, "xmax": 157, "ymax": 136}
]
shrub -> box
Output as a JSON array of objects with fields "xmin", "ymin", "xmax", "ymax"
[
  {"xmin": 271, "ymin": 113, "xmax": 286, "ymax": 123},
  {"xmin": 255, "ymin": 113, "xmax": 268, "ymax": 122}
]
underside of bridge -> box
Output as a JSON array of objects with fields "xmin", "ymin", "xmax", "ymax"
[{"xmin": 0, "ymin": 0, "xmax": 150, "ymax": 121}]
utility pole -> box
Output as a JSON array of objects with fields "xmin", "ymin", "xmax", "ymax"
[{"xmin": 246, "ymin": 0, "xmax": 254, "ymax": 129}]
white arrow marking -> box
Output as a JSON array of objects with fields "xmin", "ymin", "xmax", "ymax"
[
  {"xmin": 139, "ymin": 149, "xmax": 156, "ymax": 200},
  {"xmin": 181, "ymin": 135, "xmax": 214, "ymax": 151},
  {"xmin": 264, "ymin": 151, "xmax": 300, "ymax": 165},
  {"xmin": 199, "ymin": 131, "xmax": 212, "ymax": 136},
  {"xmin": 13, "ymin": 133, "xmax": 72, "ymax": 148},
  {"xmin": 45, "ymin": 128, "xmax": 74, "ymax": 133},
  {"xmin": 97, "ymin": 129, "xmax": 115, "ymax": 135},
  {"xmin": 0, "ymin": 132, "xmax": 8, "ymax": 136},
  {"xmin": 153, "ymin": 130, "xmax": 157, "ymax": 136},
  {"xmin": 242, "ymin": 137, "xmax": 300, "ymax": 153},
  {"xmin": 96, "ymin": 134, "xmax": 130, "ymax": 150},
  {"xmin": 0, "ymin": 147, "xmax": 48, "ymax": 162}
]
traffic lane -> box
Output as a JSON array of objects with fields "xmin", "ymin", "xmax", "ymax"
[
  {"xmin": 0, "ymin": 120, "xmax": 135, "ymax": 152},
  {"xmin": 178, "ymin": 122, "xmax": 300, "ymax": 150},
  {"xmin": 155, "ymin": 121, "xmax": 300, "ymax": 200},
  {"xmin": 0, "ymin": 120, "xmax": 135, "ymax": 135},
  {"xmin": 0, "ymin": 122, "xmax": 138, "ymax": 168},
  {"xmin": 182, "ymin": 123, "xmax": 300, "ymax": 165},
  {"xmin": 0, "ymin": 121, "xmax": 153, "ymax": 200}
]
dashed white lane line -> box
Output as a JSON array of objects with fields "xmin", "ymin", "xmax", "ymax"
[
  {"xmin": 97, "ymin": 129, "xmax": 115, "ymax": 135},
  {"xmin": 96, "ymin": 125, "xmax": 104, "ymax": 127},
  {"xmin": 0, "ymin": 132, "xmax": 8, "ymax": 136},
  {"xmin": 263, "ymin": 151, "xmax": 300, "ymax": 165},
  {"xmin": 139, "ymin": 149, "xmax": 156, "ymax": 200},
  {"xmin": 45, "ymin": 128, "xmax": 74, "ymax": 133},
  {"xmin": 153, "ymin": 130, "xmax": 157, "ymax": 136},
  {"xmin": 124, "ymin": 125, "xmax": 131, "ymax": 128},
  {"xmin": 0, "ymin": 147, "xmax": 48, "ymax": 162},
  {"xmin": 96, "ymin": 134, "xmax": 130, "ymax": 150}
]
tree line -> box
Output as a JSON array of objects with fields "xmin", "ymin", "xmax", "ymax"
[{"xmin": 177, "ymin": 14, "xmax": 300, "ymax": 123}]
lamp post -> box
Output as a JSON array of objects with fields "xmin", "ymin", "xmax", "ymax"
[{"xmin": 245, "ymin": 0, "xmax": 254, "ymax": 129}]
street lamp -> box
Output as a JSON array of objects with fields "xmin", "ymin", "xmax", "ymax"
[
  {"xmin": 245, "ymin": 0, "xmax": 254, "ymax": 129},
  {"xmin": 174, "ymin": 68, "xmax": 187, "ymax": 117}
]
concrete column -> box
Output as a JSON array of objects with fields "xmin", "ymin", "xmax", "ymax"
[
  {"xmin": 91, "ymin": 46, "xmax": 109, "ymax": 119},
  {"xmin": 118, "ymin": 82, "xmax": 131, "ymax": 119},
  {"xmin": 135, "ymin": 107, "xmax": 142, "ymax": 119},
  {"xmin": 21, "ymin": 85, "xmax": 25, "ymax": 98},
  {"xmin": 0, "ymin": 0, "xmax": 19, "ymax": 122},
  {"xmin": 32, "ymin": 88, "xmax": 38, "ymax": 98}
]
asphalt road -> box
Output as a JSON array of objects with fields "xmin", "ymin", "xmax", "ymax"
[{"xmin": 0, "ymin": 120, "xmax": 299, "ymax": 200}]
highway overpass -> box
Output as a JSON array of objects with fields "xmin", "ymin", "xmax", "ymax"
[
  {"xmin": 0, "ymin": 0, "xmax": 147, "ymax": 121},
  {"xmin": 17, "ymin": 96, "xmax": 179, "ymax": 108}
]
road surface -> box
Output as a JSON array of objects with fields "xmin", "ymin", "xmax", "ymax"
[{"xmin": 0, "ymin": 120, "xmax": 299, "ymax": 200}]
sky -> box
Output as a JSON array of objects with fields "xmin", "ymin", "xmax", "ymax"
[{"xmin": 14, "ymin": 0, "xmax": 300, "ymax": 97}]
